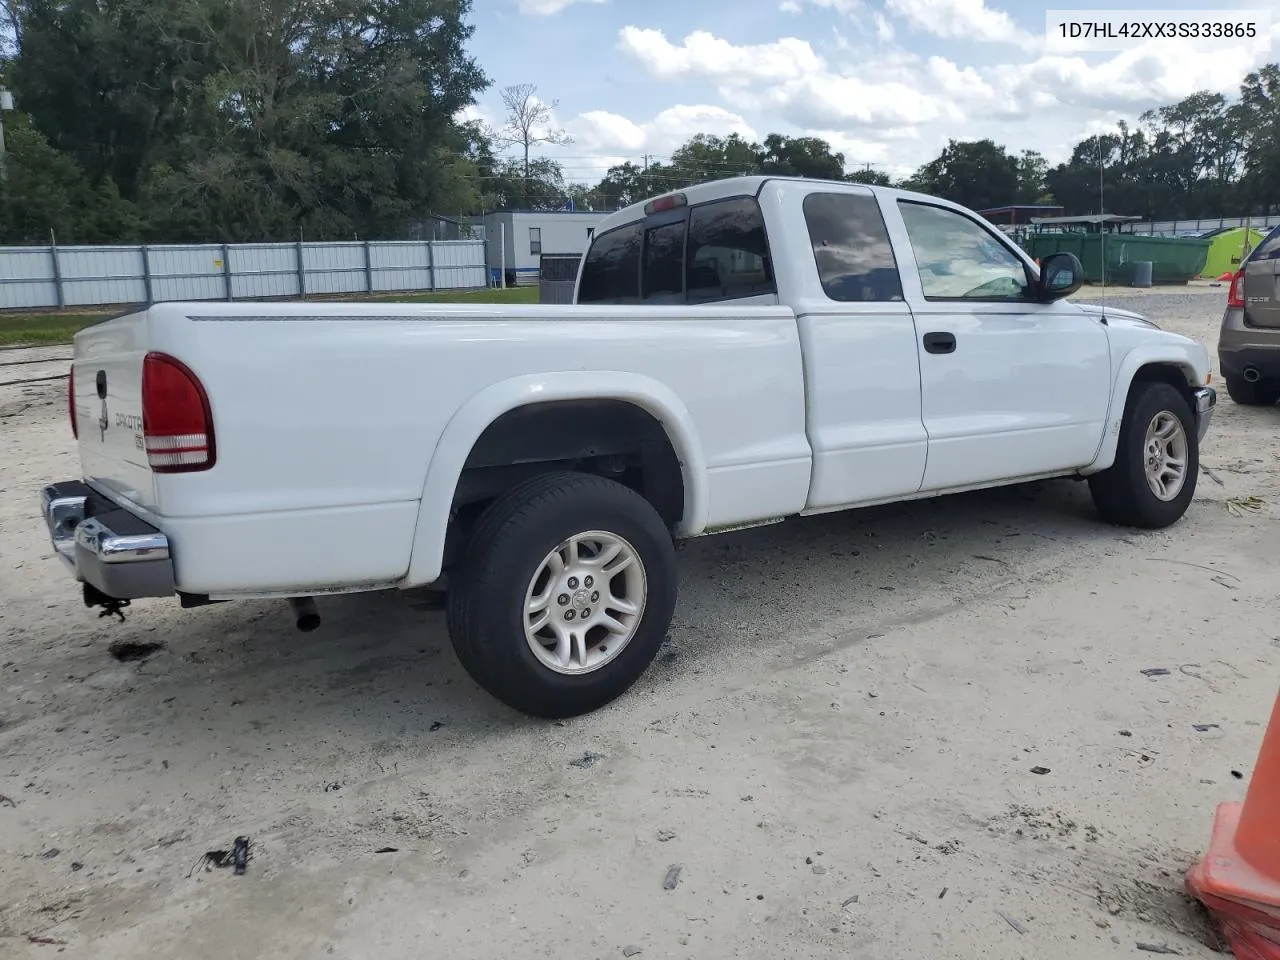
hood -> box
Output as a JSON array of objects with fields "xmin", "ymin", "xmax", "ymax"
[{"xmin": 1074, "ymin": 301, "xmax": 1160, "ymax": 330}]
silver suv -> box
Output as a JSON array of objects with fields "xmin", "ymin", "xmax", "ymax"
[{"xmin": 1219, "ymin": 223, "xmax": 1280, "ymax": 406}]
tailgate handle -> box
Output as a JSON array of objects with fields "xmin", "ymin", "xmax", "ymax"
[{"xmin": 95, "ymin": 370, "xmax": 107, "ymax": 399}]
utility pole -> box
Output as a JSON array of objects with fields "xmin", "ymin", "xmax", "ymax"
[{"xmin": 0, "ymin": 87, "xmax": 13, "ymax": 183}]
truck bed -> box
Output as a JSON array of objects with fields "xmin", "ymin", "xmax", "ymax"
[{"xmin": 71, "ymin": 301, "xmax": 813, "ymax": 597}]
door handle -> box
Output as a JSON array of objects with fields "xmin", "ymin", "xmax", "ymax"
[{"xmin": 923, "ymin": 332, "xmax": 956, "ymax": 354}]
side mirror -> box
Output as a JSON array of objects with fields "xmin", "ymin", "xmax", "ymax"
[{"xmin": 1036, "ymin": 252, "xmax": 1083, "ymax": 302}]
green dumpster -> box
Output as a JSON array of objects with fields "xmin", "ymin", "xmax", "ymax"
[{"xmin": 1024, "ymin": 234, "xmax": 1209, "ymax": 284}]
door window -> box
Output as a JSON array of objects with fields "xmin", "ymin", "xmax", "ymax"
[
  {"xmin": 529, "ymin": 227, "xmax": 542, "ymax": 256},
  {"xmin": 803, "ymin": 193, "xmax": 903, "ymax": 302},
  {"xmin": 897, "ymin": 201, "xmax": 1030, "ymax": 301}
]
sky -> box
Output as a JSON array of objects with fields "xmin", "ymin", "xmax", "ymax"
[{"xmin": 463, "ymin": 0, "xmax": 1280, "ymax": 185}]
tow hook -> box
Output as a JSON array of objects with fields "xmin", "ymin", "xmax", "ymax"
[{"xmin": 83, "ymin": 583, "xmax": 130, "ymax": 623}]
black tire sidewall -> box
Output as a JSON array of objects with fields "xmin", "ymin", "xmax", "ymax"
[
  {"xmin": 1114, "ymin": 381, "xmax": 1199, "ymax": 527},
  {"xmin": 452, "ymin": 476, "xmax": 676, "ymax": 717}
]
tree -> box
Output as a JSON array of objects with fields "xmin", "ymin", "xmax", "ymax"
[
  {"xmin": 489, "ymin": 83, "xmax": 571, "ymax": 208},
  {"xmin": 846, "ymin": 167, "xmax": 892, "ymax": 186},
  {"xmin": 0, "ymin": 109, "xmax": 141, "ymax": 243},
  {"xmin": 8, "ymin": 0, "xmax": 490, "ymax": 240},
  {"xmin": 907, "ymin": 139, "xmax": 1019, "ymax": 211},
  {"xmin": 1240, "ymin": 64, "xmax": 1280, "ymax": 213},
  {"xmin": 758, "ymin": 134, "xmax": 845, "ymax": 180},
  {"xmin": 1015, "ymin": 150, "xmax": 1050, "ymax": 204}
]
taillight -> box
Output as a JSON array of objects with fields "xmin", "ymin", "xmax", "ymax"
[
  {"xmin": 68, "ymin": 365, "xmax": 78, "ymax": 438},
  {"xmin": 141, "ymin": 352, "xmax": 216, "ymax": 473},
  {"xmin": 1228, "ymin": 269, "xmax": 1246, "ymax": 309}
]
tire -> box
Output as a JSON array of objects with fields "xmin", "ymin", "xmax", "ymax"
[
  {"xmin": 1088, "ymin": 380, "xmax": 1199, "ymax": 529},
  {"xmin": 446, "ymin": 472, "xmax": 677, "ymax": 718},
  {"xmin": 1224, "ymin": 374, "xmax": 1280, "ymax": 407}
]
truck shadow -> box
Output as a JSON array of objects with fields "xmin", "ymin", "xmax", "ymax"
[{"xmin": 5, "ymin": 476, "xmax": 1158, "ymax": 776}]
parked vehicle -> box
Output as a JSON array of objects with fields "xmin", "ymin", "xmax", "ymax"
[
  {"xmin": 43, "ymin": 177, "xmax": 1216, "ymax": 718},
  {"xmin": 1218, "ymin": 223, "xmax": 1280, "ymax": 406}
]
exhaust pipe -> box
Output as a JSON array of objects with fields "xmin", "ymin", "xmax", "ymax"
[
  {"xmin": 288, "ymin": 596, "xmax": 320, "ymax": 632},
  {"xmin": 1244, "ymin": 367, "xmax": 1262, "ymax": 383}
]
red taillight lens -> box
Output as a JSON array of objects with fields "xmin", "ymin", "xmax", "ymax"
[
  {"xmin": 141, "ymin": 352, "xmax": 216, "ymax": 473},
  {"xmin": 1228, "ymin": 269, "xmax": 1246, "ymax": 309},
  {"xmin": 68, "ymin": 365, "xmax": 78, "ymax": 438}
]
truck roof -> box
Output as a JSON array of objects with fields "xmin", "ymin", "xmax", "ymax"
[{"xmin": 592, "ymin": 175, "xmax": 972, "ymax": 237}]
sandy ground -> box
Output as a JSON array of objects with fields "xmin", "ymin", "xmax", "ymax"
[{"xmin": 2, "ymin": 285, "xmax": 1279, "ymax": 960}]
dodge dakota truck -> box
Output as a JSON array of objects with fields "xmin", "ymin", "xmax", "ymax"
[{"xmin": 41, "ymin": 176, "xmax": 1216, "ymax": 718}]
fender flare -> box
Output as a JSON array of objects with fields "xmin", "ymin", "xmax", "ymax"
[
  {"xmin": 400, "ymin": 371, "xmax": 709, "ymax": 586},
  {"xmin": 1083, "ymin": 346, "xmax": 1206, "ymax": 476}
]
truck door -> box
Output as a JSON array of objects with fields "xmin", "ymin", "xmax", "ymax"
[
  {"xmin": 888, "ymin": 199, "xmax": 1111, "ymax": 491},
  {"xmin": 791, "ymin": 189, "xmax": 929, "ymax": 509}
]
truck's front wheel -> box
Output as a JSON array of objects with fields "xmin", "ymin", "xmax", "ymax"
[
  {"xmin": 1088, "ymin": 380, "xmax": 1198, "ymax": 529},
  {"xmin": 446, "ymin": 472, "xmax": 677, "ymax": 718}
]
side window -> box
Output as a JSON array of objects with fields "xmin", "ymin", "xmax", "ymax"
[
  {"xmin": 642, "ymin": 221, "xmax": 685, "ymax": 302},
  {"xmin": 686, "ymin": 198, "xmax": 776, "ymax": 303},
  {"xmin": 803, "ymin": 193, "xmax": 903, "ymax": 302},
  {"xmin": 897, "ymin": 201, "xmax": 1030, "ymax": 301},
  {"xmin": 529, "ymin": 227, "xmax": 542, "ymax": 256},
  {"xmin": 576, "ymin": 223, "xmax": 641, "ymax": 304}
]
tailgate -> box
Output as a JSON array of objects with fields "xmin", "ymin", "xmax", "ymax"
[
  {"xmin": 1243, "ymin": 256, "xmax": 1280, "ymax": 329},
  {"xmin": 72, "ymin": 310, "xmax": 158, "ymax": 511}
]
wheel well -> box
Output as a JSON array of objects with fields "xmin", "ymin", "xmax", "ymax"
[
  {"xmin": 1131, "ymin": 363, "xmax": 1197, "ymax": 407},
  {"xmin": 443, "ymin": 399, "xmax": 686, "ymax": 570}
]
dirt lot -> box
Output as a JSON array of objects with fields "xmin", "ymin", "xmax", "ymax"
[{"xmin": 2, "ymin": 286, "xmax": 1279, "ymax": 960}]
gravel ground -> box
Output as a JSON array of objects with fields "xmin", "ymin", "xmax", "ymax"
[{"xmin": 2, "ymin": 284, "xmax": 1279, "ymax": 960}]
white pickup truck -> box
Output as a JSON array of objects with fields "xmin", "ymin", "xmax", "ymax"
[{"xmin": 42, "ymin": 176, "xmax": 1216, "ymax": 717}]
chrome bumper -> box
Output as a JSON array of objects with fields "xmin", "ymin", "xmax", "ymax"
[
  {"xmin": 41, "ymin": 481, "xmax": 175, "ymax": 600},
  {"xmin": 1193, "ymin": 387, "xmax": 1217, "ymax": 443}
]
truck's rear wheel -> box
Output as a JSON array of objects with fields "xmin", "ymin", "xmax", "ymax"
[
  {"xmin": 1088, "ymin": 380, "xmax": 1198, "ymax": 529},
  {"xmin": 446, "ymin": 472, "xmax": 677, "ymax": 718}
]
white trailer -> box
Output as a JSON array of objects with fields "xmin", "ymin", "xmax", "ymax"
[{"xmin": 484, "ymin": 210, "xmax": 611, "ymax": 285}]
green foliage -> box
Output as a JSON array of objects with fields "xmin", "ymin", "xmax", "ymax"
[
  {"xmin": 0, "ymin": 110, "xmax": 142, "ymax": 243},
  {"xmin": 1, "ymin": 10, "xmax": 1277, "ymax": 245},
  {"xmin": 5, "ymin": 0, "xmax": 488, "ymax": 240}
]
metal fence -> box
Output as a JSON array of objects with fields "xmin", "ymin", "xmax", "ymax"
[
  {"xmin": 0, "ymin": 239, "xmax": 488, "ymax": 310},
  {"xmin": 1131, "ymin": 215, "xmax": 1280, "ymax": 237}
]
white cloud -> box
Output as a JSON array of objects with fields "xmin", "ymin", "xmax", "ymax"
[
  {"xmin": 779, "ymin": 0, "xmax": 861, "ymax": 11},
  {"xmin": 617, "ymin": 27, "xmax": 824, "ymax": 84},
  {"xmin": 883, "ymin": 0, "xmax": 1029, "ymax": 44},
  {"xmin": 575, "ymin": 104, "xmax": 758, "ymax": 156},
  {"xmin": 515, "ymin": 0, "xmax": 606, "ymax": 14},
  {"xmin": 1003, "ymin": 40, "xmax": 1266, "ymax": 108},
  {"xmin": 873, "ymin": 12, "xmax": 894, "ymax": 42}
]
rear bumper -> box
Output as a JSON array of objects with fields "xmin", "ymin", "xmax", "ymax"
[
  {"xmin": 41, "ymin": 481, "xmax": 175, "ymax": 600},
  {"xmin": 1218, "ymin": 307, "xmax": 1280, "ymax": 381},
  {"xmin": 1193, "ymin": 386, "xmax": 1216, "ymax": 443}
]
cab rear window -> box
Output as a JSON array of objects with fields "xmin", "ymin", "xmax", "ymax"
[{"xmin": 577, "ymin": 196, "xmax": 775, "ymax": 305}]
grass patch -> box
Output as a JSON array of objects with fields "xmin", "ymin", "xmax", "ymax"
[
  {"xmin": 0, "ymin": 286, "xmax": 540, "ymax": 346},
  {"xmin": 373, "ymin": 287, "xmax": 539, "ymax": 305},
  {"xmin": 0, "ymin": 312, "xmax": 112, "ymax": 347}
]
